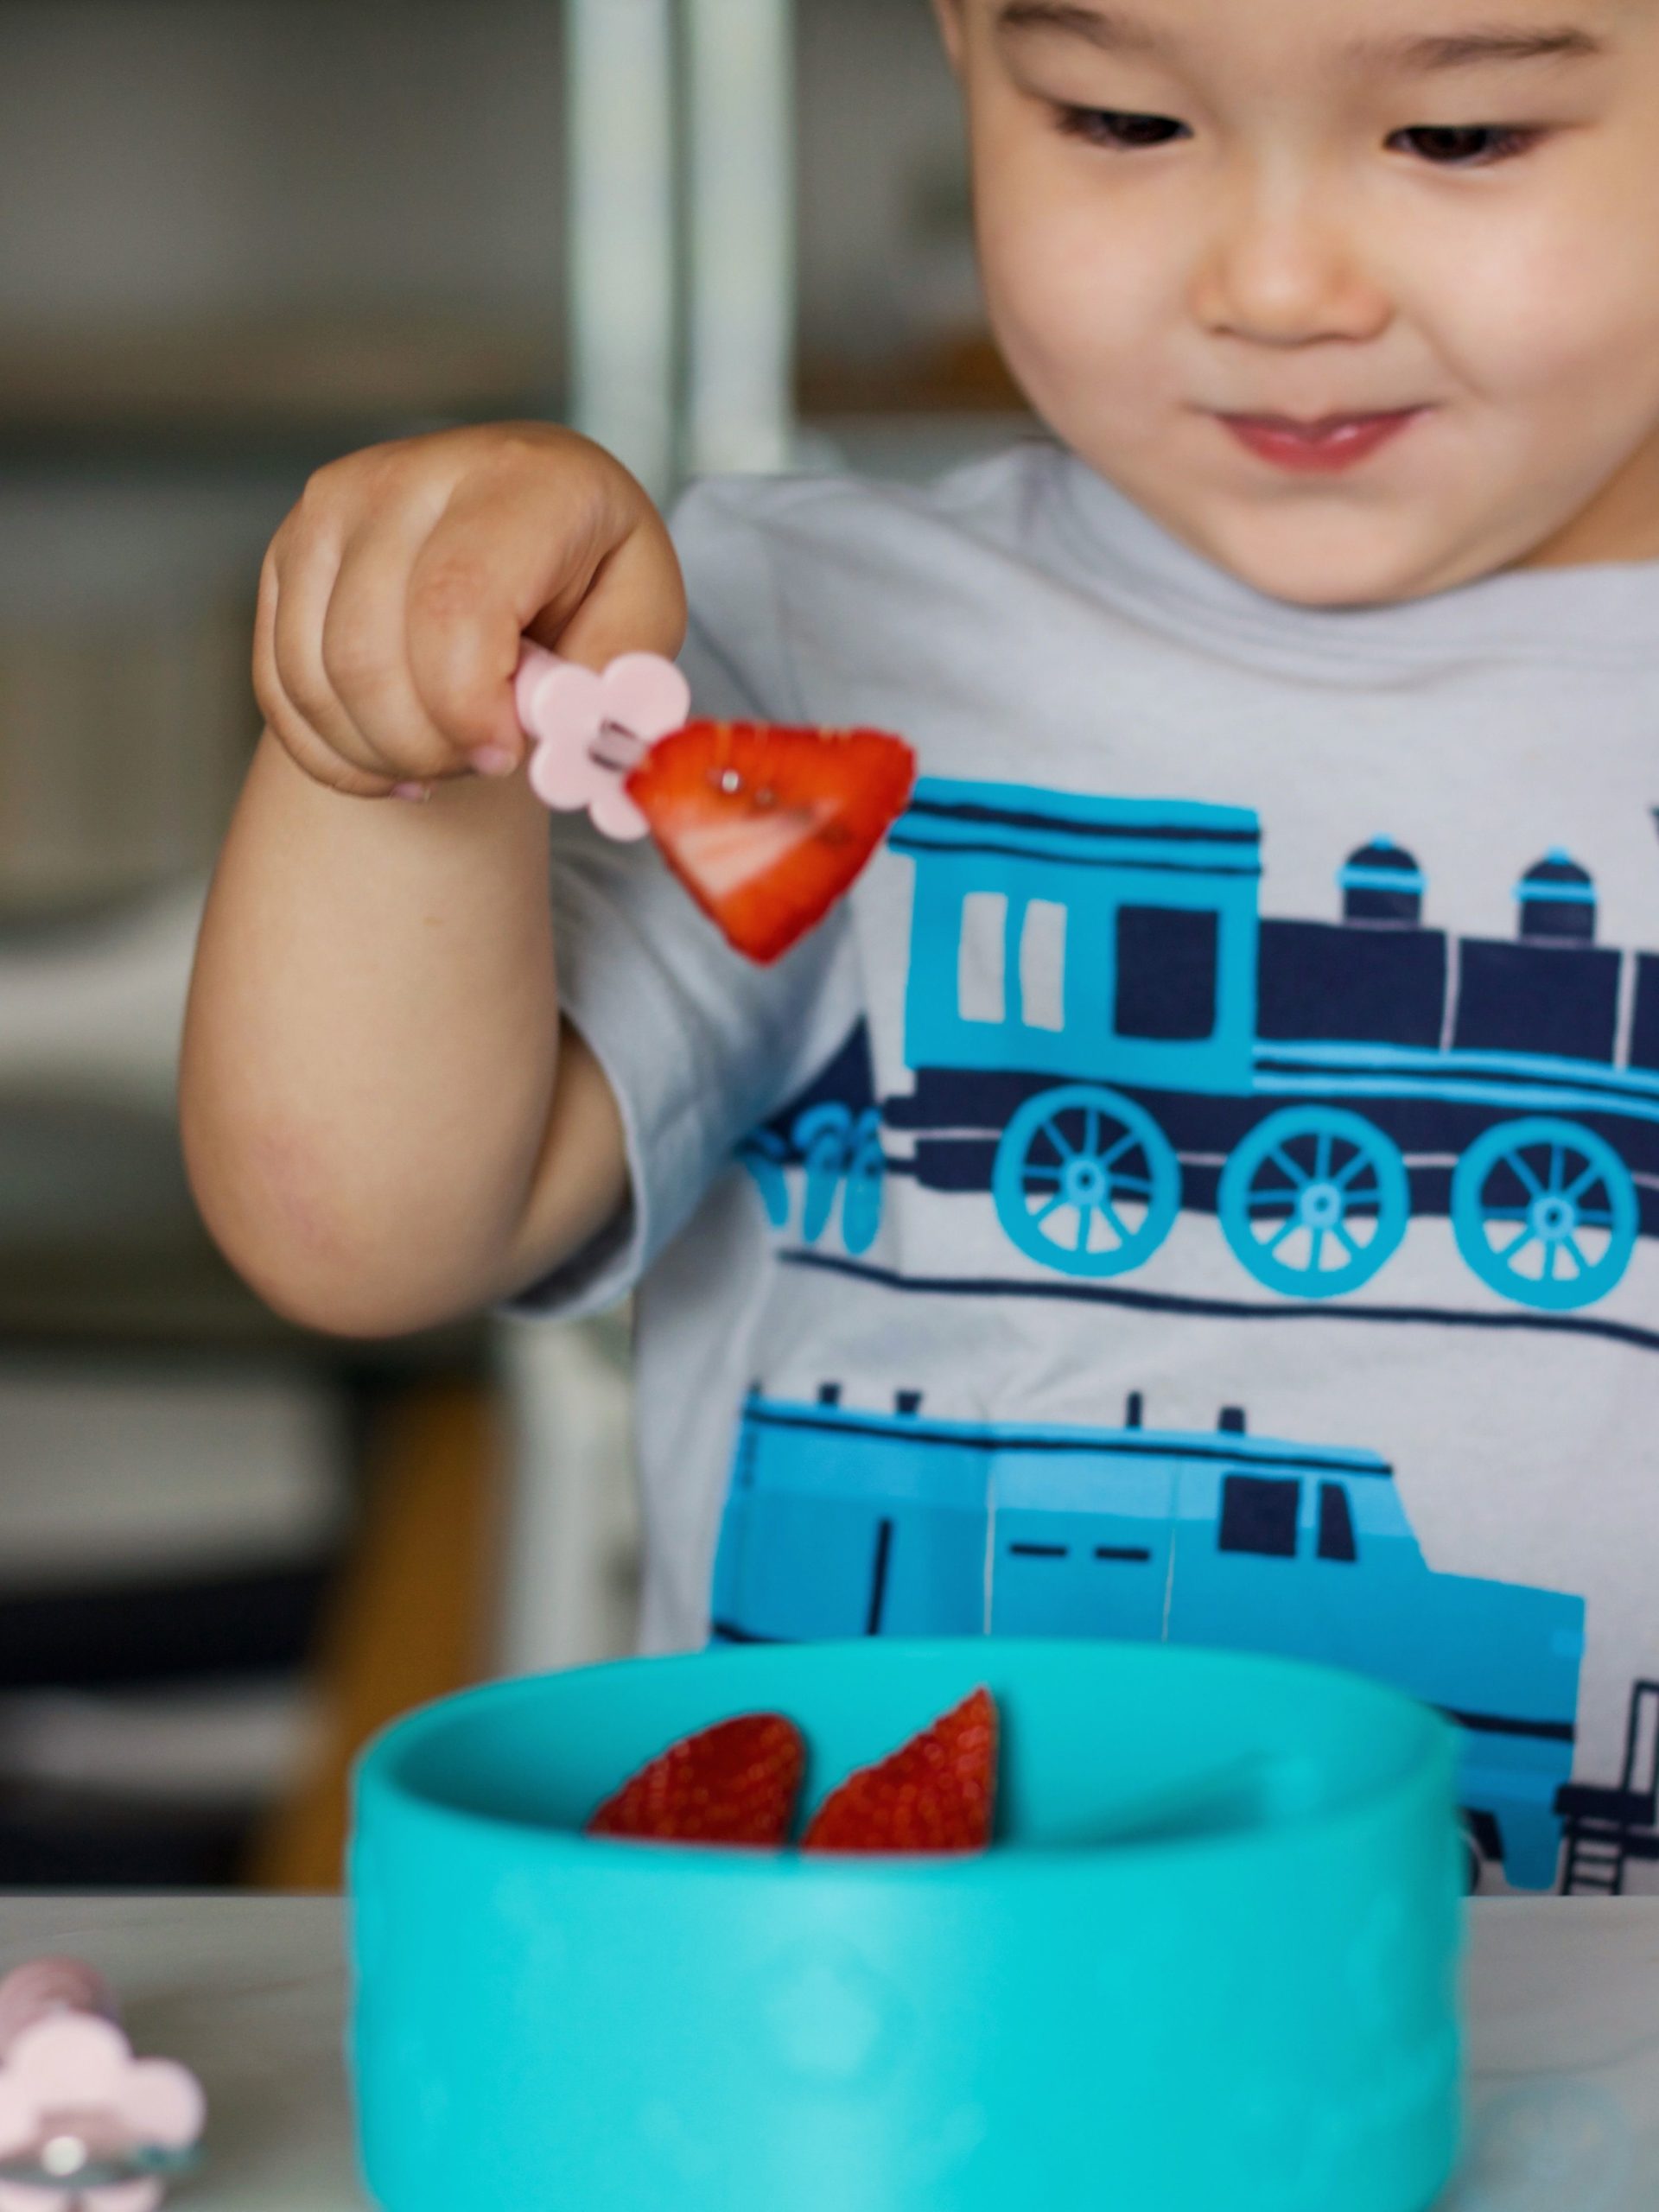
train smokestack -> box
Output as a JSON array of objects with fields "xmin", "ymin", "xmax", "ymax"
[
  {"xmin": 1517, "ymin": 850, "xmax": 1596, "ymax": 944},
  {"xmin": 1341, "ymin": 837, "xmax": 1424, "ymax": 927}
]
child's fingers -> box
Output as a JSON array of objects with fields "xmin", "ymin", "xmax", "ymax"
[
  {"xmin": 403, "ymin": 500, "xmax": 570, "ymax": 772},
  {"xmin": 256, "ymin": 561, "xmax": 397, "ymax": 799},
  {"xmin": 255, "ymin": 423, "xmax": 687, "ymax": 798},
  {"xmin": 261, "ymin": 520, "xmax": 403, "ymax": 785},
  {"xmin": 251, "ymin": 542, "xmax": 296, "ymax": 739},
  {"xmin": 542, "ymin": 504, "xmax": 688, "ymax": 671},
  {"xmin": 261, "ymin": 690, "xmax": 399, "ymax": 802},
  {"xmin": 404, "ymin": 436, "xmax": 684, "ymax": 765},
  {"xmin": 320, "ymin": 507, "xmax": 482, "ymax": 783},
  {"xmin": 401, "ymin": 580, "xmax": 527, "ymax": 777}
]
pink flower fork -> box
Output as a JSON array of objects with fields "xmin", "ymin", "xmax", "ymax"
[{"xmin": 0, "ymin": 1960, "xmax": 204, "ymax": 2212}]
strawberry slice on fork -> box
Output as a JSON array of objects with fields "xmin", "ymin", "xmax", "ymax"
[{"xmin": 624, "ymin": 721, "xmax": 917, "ymax": 964}]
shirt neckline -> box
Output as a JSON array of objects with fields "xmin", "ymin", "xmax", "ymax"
[{"xmin": 1045, "ymin": 442, "xmax": 1659, "ymax": 676}]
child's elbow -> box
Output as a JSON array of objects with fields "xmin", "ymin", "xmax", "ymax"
[{"xmin": 180, "ymin": 1105, "xmax": 465, "ymax": 1341}]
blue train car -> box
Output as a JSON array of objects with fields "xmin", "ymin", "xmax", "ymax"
[
  {"xmin": 711, "ymin": 1390, "xmax": 1585, "ymax": 1890},
  {"xmin": 866, "ymin": 779, "xmax": 1659, "ymax": 1312}
]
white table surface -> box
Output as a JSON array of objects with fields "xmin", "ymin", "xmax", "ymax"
[{"xmin": 0, "ymin": 1896, "xmax": 1654, "ymax": 2210}]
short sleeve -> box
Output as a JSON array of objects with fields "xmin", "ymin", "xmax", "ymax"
[
  {"xmin": 667, "ymin": 474, "xmax": 813, "ymax": 722},
  {"xmin": 511, "ymin": 477, "xmax": 861, "ymax": 1318}
]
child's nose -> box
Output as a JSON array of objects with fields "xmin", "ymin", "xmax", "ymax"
[{"xmin": 1192, "ymin": 177, "xmax": 1394, "ymax": 350}]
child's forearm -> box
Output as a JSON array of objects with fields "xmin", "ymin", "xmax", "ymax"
[{"xmin": 181, "ymin": 732, "xmax": 626, "ymax": 1337}]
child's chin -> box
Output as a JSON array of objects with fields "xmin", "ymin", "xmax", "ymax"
[{"xmin": 1194, "ymin": 505, "xmax": 1467, "ymax": 612}]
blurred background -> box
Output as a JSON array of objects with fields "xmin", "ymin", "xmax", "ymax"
[{"xmin": 0, "ymin": 0, "xmax": 1027, "ymax": 1889}]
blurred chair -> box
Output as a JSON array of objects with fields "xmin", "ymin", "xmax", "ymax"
[
  {"xmin": 0, "ymin": 883, "xmax": 321, "ymax": 1881},
  {"xmin": 0, "ymin": 861, "xmax": 637, "ymax": 1885},
  {"xmin": 245, "ymin": 1375, "xmax": 505, "ymax": 1889},
  {"xmin": 0, "ymin": 881, "xmax": 504, "ymax": 1885}
]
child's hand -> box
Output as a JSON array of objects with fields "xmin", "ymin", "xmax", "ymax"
[{"xmin": 254, "ymin": 422, "xmax": 688, "ymax": 799}]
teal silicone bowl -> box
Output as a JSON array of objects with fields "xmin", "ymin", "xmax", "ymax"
[{"xmin": 350, "ymin": 1639, "xmax": 1463, "ymax": 2212}]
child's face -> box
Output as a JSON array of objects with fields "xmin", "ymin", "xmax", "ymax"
[{"xmin": 938, "ymin": 0, "xmax": 1659, "ymax": 604}]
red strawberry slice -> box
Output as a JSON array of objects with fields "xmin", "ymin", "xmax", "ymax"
[
  {"xmin": 802, "ymin": 1688, "xmax": 999, "ymax": 1855},
  {"xmin": 587, "ymin": 1713, "xmax": 805, "ymax": 1846},
  {"xmin": 625, "ymin": 721, "xmax": 917, "ymax": 965}
]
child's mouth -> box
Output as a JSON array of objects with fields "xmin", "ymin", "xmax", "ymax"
[{"xmin": 1217, "ymin": 409, "xmax": 1424, "ymax": 474}]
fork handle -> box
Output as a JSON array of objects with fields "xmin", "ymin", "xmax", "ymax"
[{"xmin": 0, "ymin": 1957, "xmax": 115, "ymax": 2058}]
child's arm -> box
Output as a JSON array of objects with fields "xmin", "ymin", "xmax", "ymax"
[{"xmin": 181, "ymin": 424, "xmax": 686, "ymax": 1338}]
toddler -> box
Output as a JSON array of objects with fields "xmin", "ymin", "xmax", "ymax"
[{"xmin": 183, "ymin": 0, "xmax": 1659, "ymax": 1891}]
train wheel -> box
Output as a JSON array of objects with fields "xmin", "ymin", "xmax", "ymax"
[
  {"xmin": 841, "ymin": 1112, "xmax": 887, "ymax": 1256},
  {"xmin": 993, "ymin": 1084, "xmax": 1180, "ymax": 1278},
  {"xmin": 736, "ymin": 1131, "xmax": 791, "ymax": 1230},
  {"xmin": 793, "ymin": 1105, "xmax": 855, "ymax": 1246},
  {"xmin": 1452, "ymin": 1117, "xmax": 1637, "ymax": 1313},
  {"xmin": 1461, "ymin": 1810, "xmax": 1502, "ymax": 1894},
  {"xmin": 1219, "ymin": 1107, "xmax": 1409, "ymax": 1299}
]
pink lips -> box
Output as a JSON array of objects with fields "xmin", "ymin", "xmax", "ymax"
[{"xmin": 1219, "ymin": 409, "xmax": 1424, "ymax": 474}]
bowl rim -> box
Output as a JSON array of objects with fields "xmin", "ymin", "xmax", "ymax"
[{"xmin": 353, "ymin": 1640, "xmax": 1459, "ymax": 1885}]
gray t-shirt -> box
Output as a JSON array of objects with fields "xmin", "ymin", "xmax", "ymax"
[{"xmin": 525, "ymin": 439, "xmax": 1659, "ymax": 1894}]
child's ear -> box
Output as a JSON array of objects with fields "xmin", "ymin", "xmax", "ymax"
[{"xmin": 931, "ymin": 0, "xmax": 967, "ymax": 73}]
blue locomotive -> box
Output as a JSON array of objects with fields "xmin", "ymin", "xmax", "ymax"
[
  {"xmin": 755, "ymin": 779, "xmax": 1659, "ymax": 1311},
  {"xmin": 710, "ymin": 1389, "xmax": 1585, "ymax": 1891}
]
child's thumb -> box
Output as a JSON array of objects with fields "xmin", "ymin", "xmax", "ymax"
[{"xmin": 527, "ymin": 507, "xmax": 688, "ymax": 674}]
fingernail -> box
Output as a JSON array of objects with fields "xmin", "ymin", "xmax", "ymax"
[
  {"xmin": 470, "ymin": 745, "xmax": 519, "ymax": 779},
  {"xmin": 391, "ymin": 781, "xmax": 432, "ymax": 804}
]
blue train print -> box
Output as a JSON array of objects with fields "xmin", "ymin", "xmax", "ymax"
[
  {"xmin": 710, "ymin": 1389, "xmax": 1586, "ymax": 1890},
  {"xmin": 750, "ymin": 781, "xmax": 1659, "ymax": 1311}
]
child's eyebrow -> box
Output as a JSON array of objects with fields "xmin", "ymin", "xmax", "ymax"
[
  {"xmin": 1358, "ymin": 23, "xmax": 1606, "ymax": 70},
  {"xmin": 995, "ymin": 3, "xmax": 1169, "ymax": 56},
  {"xmin": 995, "ymin": 3, "xmax": 1606, "ymax": 72}
]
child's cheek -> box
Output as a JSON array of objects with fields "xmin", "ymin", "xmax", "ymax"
[
  {"xmin": 976, "ymin": 173, "xmax": 1180, "ymax": 429},
  {"xmin": 1414, "ymin": 174, "xmax": 1659, "ymax": 413}
]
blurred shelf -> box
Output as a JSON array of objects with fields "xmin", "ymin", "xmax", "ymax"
[
  {"xmin": 0, "ymin": 308, "xmax": 563, "ymax": 471},
  {"xmin": 798, "ymin": 333, "xmax": 1028, "ymax": 417},
  {"xmin": 0, "ymin": 317, "xmax": 1032, "ymax": 471},
  {"xmin": 0, "ymin": 1247, "xmax": 488, "ymax": 1368}
]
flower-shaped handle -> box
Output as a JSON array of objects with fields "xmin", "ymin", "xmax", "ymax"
[
  {"xmin": 0, "ymin": 1962, "xmax": 114, "ymax": 2059},
  {"xmin": 514, "ymin": 643, "xmax": 691, "ymax": 842},
  {"xmin": 0, "ymin": 1961, "xmax": 204, "ymax": 2212}
]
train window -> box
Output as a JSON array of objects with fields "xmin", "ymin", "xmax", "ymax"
[
  {"xmin": 1019, "ymin": 899, "xmax": 1068, "ymax": 1032},
  {"xmin": 1317, "ymin": 1483, "xmax": 1358, "ymax": 1564},
  {"xmin": 1116, "ymin": 906, "xmax": 1219, "ymax": 1041},
  {"xmin": 958, "ymin": 892, "xmax": 1008, "ymax": 1024},
  {"xmin": 1218, "ymin": 1474, "xmax": 1300, "ymax": 1558}
]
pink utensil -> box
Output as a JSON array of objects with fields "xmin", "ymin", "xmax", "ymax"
[
  {"xmin": 513, "ymin": 643, "xmax": 692, "ymax": 841},
  {"xmin": 0, "ymin": 1960, "xmax": 204, "ymax": 2211}
]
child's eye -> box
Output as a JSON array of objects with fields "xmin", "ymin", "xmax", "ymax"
[
  {"xmin": 1054, "ymin": 106, "xmax": 1192, "ymax": 151},
  {"xmin": 1389, "ymin": 124, "xmax": 1541, "ymax": 167}
]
